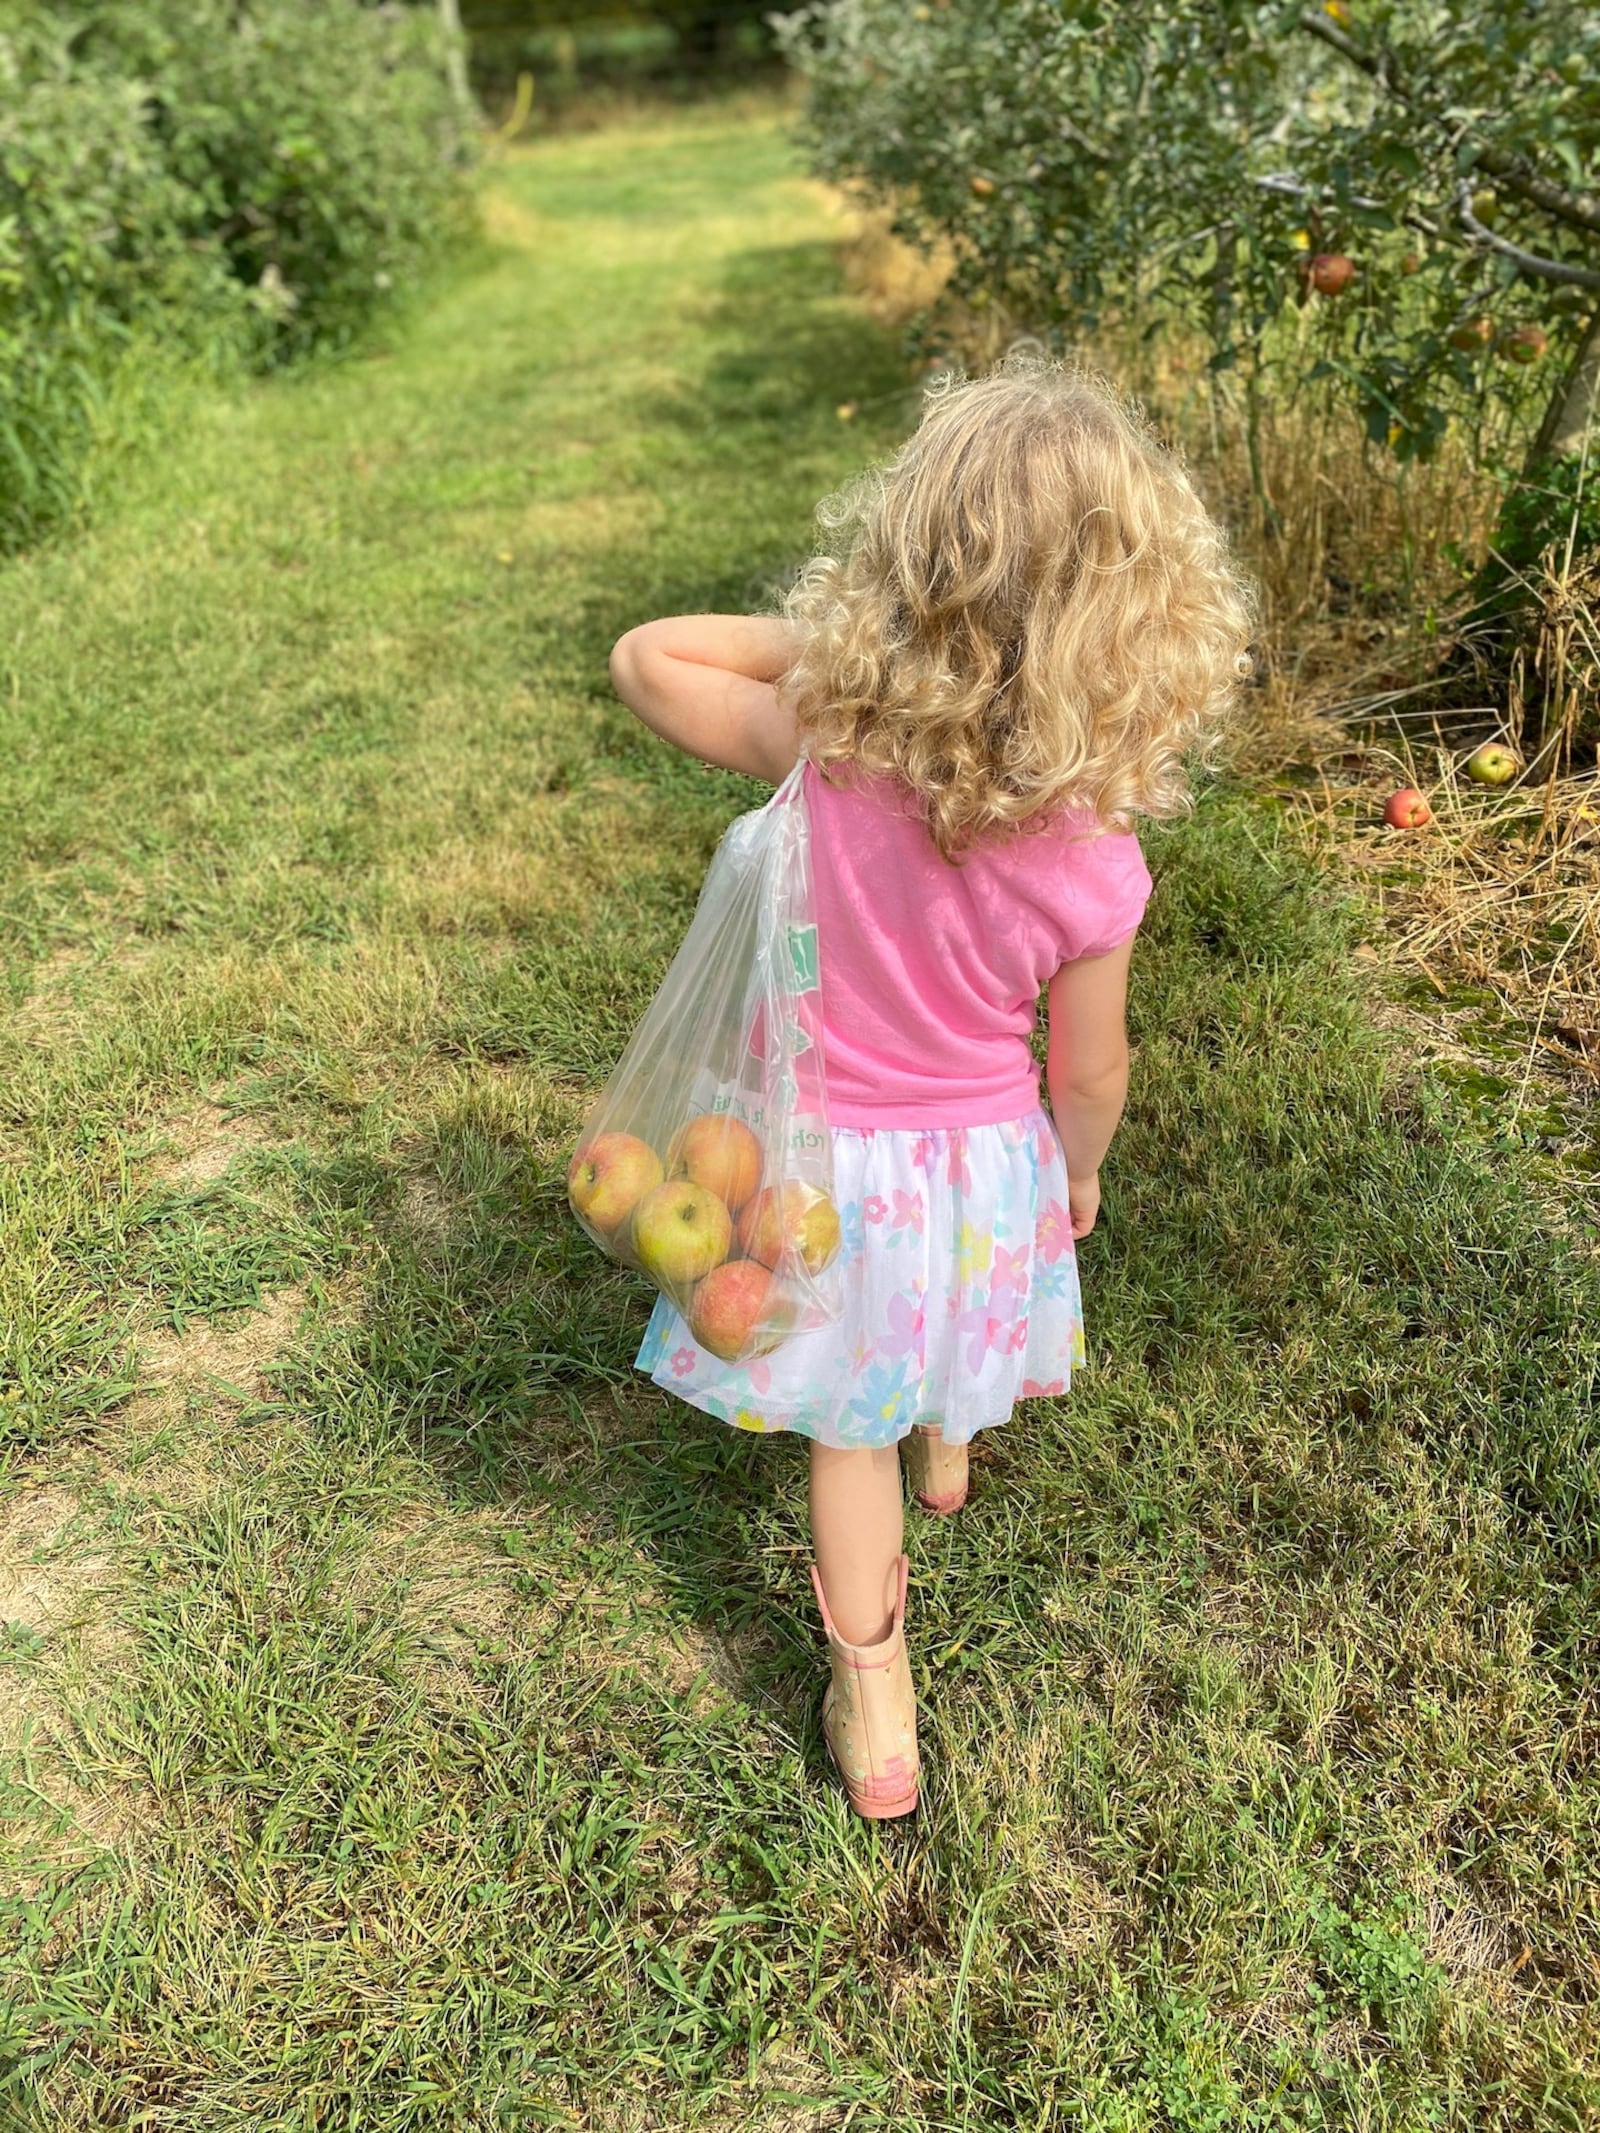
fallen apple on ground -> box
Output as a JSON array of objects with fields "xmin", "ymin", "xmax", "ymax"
[
  {"xmin": 670, "ymin": 1113, "xmax": 762, "ymax": 1215},
  {"xmin": 737, "ymin": 1182, "xmax": 842, "ymax": 1277},
  {"xmin": 632, "ymin": 1180, "xmax": 732, "ymax": 1288},
  {"xmin": 568, "ymin": 1133, "xmax": 663, "ymax": 1235},
  {"xmin": 1466, "ymin": 742, "xmax": 1520, "ymax": 786},
  {"xmin": 1383, "ymin": 787, "xmax": 1433, "ymax": 829},
  {"xmin": 690, "ymin": 1259, "xmax": 792, "ymax": 1361}
]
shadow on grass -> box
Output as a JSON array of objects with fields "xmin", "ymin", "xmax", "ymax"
[
  {"xmin": 280, "ymin": 231, "xmax": 934, "ymax": 1727},
  {"xmin": 300, "ymin": 792, "xmax": 1600, "ymax": 1780},
  {"xmin": 298, "ymin": 234, "xmax": 1600, "ymax": 1748}
]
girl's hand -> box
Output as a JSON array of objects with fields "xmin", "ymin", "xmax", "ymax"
[{"xmin": 1068, "ymin": 1172, "xmax": 1101, "ymax": 1239}]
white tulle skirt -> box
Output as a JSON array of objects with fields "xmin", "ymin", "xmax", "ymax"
[{"xmin": 635, "ymin": 1107, "xmax": 1085, "ymax": 1450}]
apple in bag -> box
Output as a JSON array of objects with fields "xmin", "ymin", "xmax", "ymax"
[
  {"xmin": 736, "ymin": 1182, "xmax": 841, "ymax": 1277},
  {"xmin": 669, "ymin": 1113, "xmax": 763, "ymax": 1215},
  {"xmin": 568, "ymin": 1134, "xmax": 663, "ymax": 1236},
  {"xmin": 632, "ymin": 1180, "xmax": 733, "ymax": 1288},
  {"xmin": 689, "ymin": 1259, "xmax": 793, "ymax": 1361}
]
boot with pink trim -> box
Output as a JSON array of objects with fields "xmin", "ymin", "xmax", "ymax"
[
  {"xmin": 901, "ymin": 1422, "xmax": 969, "ymax": 1515},
  {"xmin": 809, "ymin": 1554, "xmax": 920, "ymax": 1820}
]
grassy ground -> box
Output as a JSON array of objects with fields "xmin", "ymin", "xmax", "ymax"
[{"xmin": 2, "ymin": 102, "xmax": 1598, "ymax": 2132}]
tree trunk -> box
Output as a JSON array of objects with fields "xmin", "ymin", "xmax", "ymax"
[
  {"xmin": 1465, "ymin": 310, "xmax": 1600, "ymax": 761},
  {"xmin": 436, "ymin": 0, "xmax": 473, "ymax": 122},
  {"xmin": 1524, "ymin": 306, "xmax": 1600, "ymax": 474}
]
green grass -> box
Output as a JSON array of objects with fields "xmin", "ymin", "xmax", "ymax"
[{"xmin": 2, "ymin": 101, "xmax": 1598, "ymax": 2132}]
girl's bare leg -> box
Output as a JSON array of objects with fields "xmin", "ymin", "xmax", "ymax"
[{"xmin": 808, "ymin": 1440, "xmax": 905, "ymax": 1646}]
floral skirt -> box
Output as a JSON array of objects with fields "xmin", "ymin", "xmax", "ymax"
[{"xmin": 634, "ymin": 1107, "xmax": 1084, "ymax": 1451}]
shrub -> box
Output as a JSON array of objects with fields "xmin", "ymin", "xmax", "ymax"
[
  {"xmin": 0, "ymin": 24, "xmax": 234, "ymax": 546},
  {"xmin": 0, "ymin": 0, "xmax": 473, "ymax": 551}
]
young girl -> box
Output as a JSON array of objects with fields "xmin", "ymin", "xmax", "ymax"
[{"xmin": 610, "ymin": 349, "xmax": 1252, "ymax": 1820}]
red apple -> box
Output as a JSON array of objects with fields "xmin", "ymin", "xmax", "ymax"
[
  {"xmin": 689, "ymin": 1260, "xmax": 794, "ymax": 1362},
  {"xmin": 1501, "ymin": 325, "xmax": 1548, "ymax": 365},
  {"xmin": 1465, "ymin": 742, "xmax": 1520, "ymax": 786},
  {"xmin": 1309, "ymin": 253, "xmax": 1355, "ymax": 296},
  {"xmin": 736, "ymin": 1182, "xmax": 842, "ymax": 1277},
  {"xmin": 568, "ymin": 1133, "xmax": 663, "ymax": 1235},
  {"xmin": 669, "ymin": 1114, "xmax": 762, "ymax": 1214},
  {"xmin": 1383, "ymin": 787, "xmax": 1433, "ymax": 829},
  {"xmin": 631, "ymin": 1180, "xmax": 732, "ymax": 1289},
  {"xmin": 1449, "ymin": 315, "xmax": 1494, "ymax": 352}
]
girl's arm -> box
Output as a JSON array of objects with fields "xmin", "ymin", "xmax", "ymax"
[
  {"xmin": 1045, "ymin": 937, "xmax": 1135, "ymax": 1238},
  {"xmin": 608, "ymin": 614, "xmax": 803, "ymax": 782}
]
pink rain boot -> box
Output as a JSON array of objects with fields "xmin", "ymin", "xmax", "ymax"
[
  {"xmin": 809, "ymin": 1554, "xmax": 920, "ymax": 1820},
  {"xmin": 901, "ymin": 1422, "xmax": 969, "ymax": 1515}
]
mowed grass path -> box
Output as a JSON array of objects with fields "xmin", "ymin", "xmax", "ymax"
[{"xmin": 2, "ymin": 105, "xmax": 1598, "ymax": 2132}]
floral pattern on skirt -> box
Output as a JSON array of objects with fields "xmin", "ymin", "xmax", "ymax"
[{"xmin": 635, "ymin": 1107, "xmax": 1084, "ymax": 1450}]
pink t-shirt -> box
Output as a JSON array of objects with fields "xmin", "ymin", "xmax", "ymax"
[{"xmin": 805, "ymin": 761, "xmax": 1152, "ymax": 1128}]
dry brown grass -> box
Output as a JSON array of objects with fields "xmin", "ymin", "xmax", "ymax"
[
  {"xmin": 1313, "ymin": 755, "xmax": 1599, "ymax": 1073},
  {"xmin": 826, "ymin": 196, "xmax": 1599, "ymax": 1176},
  {"xmin": 0, "ymin": 1486, "xmax": 110, "ymax": 1650},
  {"xmin": 1510, "ymin": 539, "xmax": 1600, "ymax": 769},
  {"xmin": 90, "ymin": 1286, "xmax": 311, "ymax": 1511},
  {"xmin": 141, "ymin": 1098, "xmax": 276, "ymax": 1187},
  {"xmin": 0, "ymin": 1481, "xmax": 136, "ymax": 1856},
  {"xmin": 12, "ymin": 942, "xmax": 154, "ymax": 1046}
]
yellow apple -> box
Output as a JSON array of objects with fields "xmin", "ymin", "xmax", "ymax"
[
  {"xmin": 1465, "ymin": 742, "xmax": 1520, "ymax": 785},
  {"xmin": 736, "ymin": 1183, "xmax": 841, "ymax": 1277},
  {"xmin": 631, "ymin": 1181, "xmax": 732, "ymax": 1289}
]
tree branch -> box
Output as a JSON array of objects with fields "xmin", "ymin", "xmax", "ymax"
[
  {"xmin": 1297, "ymin": 10, "xmax": 1600, "ymax": 240},
  {"xmin": 1470, "ymin": 147, "xmax": 1600, "ymax": 243},
  {"xmin": 1456, "ymin": 185, "xmax": 1600, "ymax": 290},
  {"xmin": 1254, "ymin": 170, "xmax": 1442, "ymax": 240}
]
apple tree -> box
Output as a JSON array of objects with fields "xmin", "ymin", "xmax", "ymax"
[{"xmin": 773, "ymin": 1, "xmax": 1599, "ymax": 536}]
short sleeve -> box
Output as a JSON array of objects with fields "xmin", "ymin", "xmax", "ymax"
[{"xmin": 1049, "ymin": 824, "xmax": 1153, "ymax": 963}]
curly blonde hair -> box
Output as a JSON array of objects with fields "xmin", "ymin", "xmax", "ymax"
[{"xmin": 779, "ymin": 346, "xmax": 1255, "ymax": 862}]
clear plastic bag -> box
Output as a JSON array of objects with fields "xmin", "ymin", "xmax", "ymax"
[{"xmin": 567, "ymin": 757, "xmax": 842, "ymax": 1364}]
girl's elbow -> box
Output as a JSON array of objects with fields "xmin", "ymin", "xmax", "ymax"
[
  {"xmin": 608, "ymin": 630, "xmax": 655, "ymax": 716},
  {"xmin": 608, "ymin": 630, "xmax": 640, "ymax": 691}
]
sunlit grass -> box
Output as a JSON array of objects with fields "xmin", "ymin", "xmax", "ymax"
[{"xmin": 1, "ymin": 101, "xmax": 1597, "ymax": 2131}]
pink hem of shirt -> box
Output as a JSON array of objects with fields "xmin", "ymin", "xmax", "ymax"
[{"xmin": 827, "ymin": 1082, "xmax": 1046, "ymax": 1130}]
